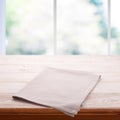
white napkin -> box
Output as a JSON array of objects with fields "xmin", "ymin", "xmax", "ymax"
[{"xmin": 13, "ymin": 67, "xmax": 101, "ymax": 117}]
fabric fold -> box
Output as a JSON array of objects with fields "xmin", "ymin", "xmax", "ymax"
[{"xmin": 13, "ymin": 67, "xmax": 101, "ymax": 117}]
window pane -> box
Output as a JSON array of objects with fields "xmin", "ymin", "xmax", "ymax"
[
  {"xmin": 57, "ymin": 0, "xmax": 108, "ymax": 55},
  {"xmin": 111, "ymin": 0, "xmax": 120, "ymax": 54},
  {"xmin": 6, "ymin": 0, "xmax": 53, "ymax": 55}
]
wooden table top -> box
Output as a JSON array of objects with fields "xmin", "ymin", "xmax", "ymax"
[{"xmin": 0, "ymin": 55, "xmax": 120, "ymax": 116}]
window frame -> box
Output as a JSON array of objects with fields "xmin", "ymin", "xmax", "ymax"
[
  {"xmin": 0, "ymin": 0, "xmax": 111, "ymax": 55},
  {"xmin": 0, "ymin": 0, "xmax": 6, "ymax": 54},
  {"xmin": 107, "ymin": 0, "xmax": 111, "ymax": 55}
]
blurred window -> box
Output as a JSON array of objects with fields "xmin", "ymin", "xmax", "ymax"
[{"xmin": 0, "ymin": 0, "xmax": 117, "ymax": 55}]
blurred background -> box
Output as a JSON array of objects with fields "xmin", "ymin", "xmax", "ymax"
[{"xmin": 6, "ymin": 0, "xmax": 119, "ymax": 55}]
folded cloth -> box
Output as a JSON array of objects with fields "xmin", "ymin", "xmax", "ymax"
[{"xmin": 13, "ymin": 67, "xmax": 101, "ymax": 117}]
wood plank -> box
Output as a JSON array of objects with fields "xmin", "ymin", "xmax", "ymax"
[
  {"xmin": 0, "ymin": 93, "xmax": 120, "ymax": 109},
  {"xmin": 0, "ymin": 113, "xmax": 120, "ymax": 120},
  {"xmin": 0, "ymin": 55, "xmax": 120, "ymax": 65},
  {"xmin": 0, "ymin": 64, "xmax": 120, "ymax": 73},
  {"xmin": 0, "ymin": 72, "xmax": 120, "ymax": 82},
  {"xmin": 0, "ymin": 73, "xmax": 38, "ymax": 82},
  {"xmin": 0, "ymin": 56, "xmax": 120, "ymax": 120},
  {"xmin": 0, "ymin": 82, "xmax": 27, "ymax": 93},
  {"xmin": 0, "ymin": 81, "xmax": 120, "ymax": 93}
]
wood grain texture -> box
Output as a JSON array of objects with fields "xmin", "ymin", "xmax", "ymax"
[{"xmin": 0, "ymin": 55, "xmax": 120, "ymax": 120}]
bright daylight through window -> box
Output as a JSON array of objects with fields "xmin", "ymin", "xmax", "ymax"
[{"xmin": 0, "ymin": 0, "xmax": 119, "ymax": 55}]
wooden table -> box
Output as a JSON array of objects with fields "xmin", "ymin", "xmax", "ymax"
[{"xmin": 0, "ymin": 55, "xmax": 120, "ymax": 120}]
